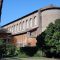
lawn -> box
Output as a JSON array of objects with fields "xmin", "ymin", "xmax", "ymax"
[{"xmin": 1, "ymin": 57, "xmax": 59, "ymax": 60}]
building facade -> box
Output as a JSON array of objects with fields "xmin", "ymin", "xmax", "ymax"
[{"xmin": 2, "ymin": 5, "xmax": 60, "ymax": 47}]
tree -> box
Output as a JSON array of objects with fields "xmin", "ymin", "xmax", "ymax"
[
  {"xmin": 54, "ymin": 19, "xmax": 60, "ymax": 32},
  {"xmin": 45, "ymin": 23, "xmax": 55, "ymax": 46},
  {"xmin": 6, "ymin": 43, "xmax": 16, "ymax": 57},
  {"xmin": 52, "ymin": 32, "xmax": 60, "ymax": 52},
  {"xmin": 44, "ymin": 19, "xmax": 60, "ymax": 57},
  {"xmin": 0, "ymin": 28, "xmax": 16, "ymax": 58},
  {"xmin": 0, "ymin": 39, "xmax": 6, "ymax": 58}
]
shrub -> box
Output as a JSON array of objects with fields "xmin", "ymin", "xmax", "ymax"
[
  {"xmin": 5, "ymin": 44, "xmax": 16, "ymax": 57},
  {"xmin": 34, "ymin": 50, "xmax": 45, "ymax": 57},
  {"xmin": 44, "ymin": 19, "xmax": 60, "ymax": 57}
]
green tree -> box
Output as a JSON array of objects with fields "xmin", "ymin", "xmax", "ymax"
[
  {"xmin": 0, "ymin": 39, "xmax": 6, "ymax": 58},
  {"xmin": 44, "ymin": 19, "xmax": 60, "ymax": 57},
  {"xmin": 52, "ymin": 32, "xmax": 60, "ymax": 53},
  {"xmin": 6, "ymin": 44, "xmax": 16, "ymax": 57},
  {"xmin": 0, "ymin": 28, "xmax": 16, "ymax": 57},
  {"xmin": 54, "ymin": 19, "xmax": 60, "ymax": 32}
]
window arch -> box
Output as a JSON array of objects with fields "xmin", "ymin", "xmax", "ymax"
[
  {"xmin": 26, "ymin": 20, "xmax": 29, "ymax": 29},
  {"xmin": 12, "ymin": 26, "xmax": 14, "ymax": 32},
  {"xmin": 29, "ymin": 18, "xmax": 32, "ymax": 27},
  {"xmin": 22, "ymin": 21, "xmax": 25, "ymax": 30},
  {"xmin": 19, "ymin": 22, "xmax": 21, "ymax": 31},
  {"xmin": 13, "ymin": 25, "xmax": 15, "ymax": 32},
  {"xmin": 14, "ymin": 24, "xmax": 17, "ymax": 33},
  {"xmin": 34, "ymin": 16, "xmax": 37, "ymax": 26},
  {"xmin": 16, "ymin": 24, "xmax": 19, "ymax": 32},
  {"xmin": 9, "ymin": 27, "xmax": 12, "ymax": 32}
]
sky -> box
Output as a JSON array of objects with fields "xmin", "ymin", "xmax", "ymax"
[{"xmin": 1, "ymin": 0, "xmax": 60, "ymax": 26}]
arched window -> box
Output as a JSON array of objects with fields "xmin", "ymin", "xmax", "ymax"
[
  {"xmin": 13, "ymin": 25, "xmax": 15, "ymax": 33},
  {"xmin": 34, "ymin": 16, "xmax": 37, "ymax": 26},
  {"xmin": 21, "ymin": 22, "xmax": 23, "ymax": 31},
  {"xmin": 26, "ymin": 20, "xmax": 29, "ymax": 29},
  {"xmin": 22, "ymin": 21, "xmax": 25, "ymax": 30},
  {"xmin": 13, "ymin": 26, "xmax": 15, "ymax": 32},
  {"xmin": 29, "ymin": 18, "xmax": 32, "ymax": 27},
  {"xmin": 16, "ymin": 24, "xmax": 19, "ymax": 32},
  {"xmin": 14, "ymin": 25, "xmax": 17, "ymax": 33},
  {"xmin": 19, "ymin": 22, "xmax": 21, "ymax": 31},
  {"xmin": 7, "ymin": 28, "xmax": 9, "ymax": 31},
  {"xmin": 12, "ymin": 26, "xmax": 13, "ymax": 32},
  {"xmin": 9, "ymin": 27, "xmax": 11, "ymax": 32}
]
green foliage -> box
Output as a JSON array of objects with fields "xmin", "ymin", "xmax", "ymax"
[
  {"xmin": 44, "ymin": 23, "xmax": 55, "ymax": 47},
  {"xmin": 54, "ymin": 19, "xmax": 60, "ymax": 32},
  {"xmin": 0, "ymin": 39, "xmax": 4, "ymax": 45},
  {"xmin": 0, "ymin": 39, "xmax": 16, "ymax": 57},
  {"xmin": 52, "ymin": 32, "xmax": 60, "ymax": 52},
  {"xmin": 0, "ymin": 39, "xmax": 6, "ymax": 58},
  {"xmin": 34, "ymin": 50, "xmax": 45, "ymax": 57},
  {"xmin": 17, "ymin": 47, "xmax": 28, "ymax": 58},
  {"xmin": 0, "ymin": 28, "xmax": 16, "ymax": 57},
  {"xmin": 0, "ymin": 19, "xmax": 60, "ymax": 58},
  {"xmin": 44, "ymin": 19, "xmax": 60, "ymax": 57},
  {"xmin": 17, "ymin": 47, "xmax": 42, "ymax": 58},
  {"xmin": 6, "ymin": 44, "xmax": 16, "ymax": 57}
]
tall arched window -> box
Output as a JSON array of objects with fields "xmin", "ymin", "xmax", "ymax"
[
  {"xmin": 19, "ymin": 22, "xmax": 21, "ymax": 31},
  {"xmin": 12, "ymin": 26, "xmax": 13, "ymax": 33},
  {"xmin": 21, "ymin": 22, "xmax": 23, "ymax": 31},
  {"xmin": 9, "ymin": 27, "xmax": 12, "ymax": 32},
  {"xmin": 29, "ymin": 18, "xmax": 32, "ymax": 27},
  {"xmin": 13, "ymin": 25, "xmax": 15, "ymax": 33},
  {"xmin": 22, "ymin": 21, "xmax": 25, "ymax": 30},
  {"xmin": 7, "ymin": 28, "xmax": 10, "ymax": 32},
  {"xmin": 34, "ymin": 16, "xmax": 37, "ymax": 26},
  {"xmin": 13, "ymin": 25, "xmax": 15, "ymax": 32},
  {"xmin": 26, "ymin": 20, "xmax": 29, "ymax": 29},
  {"xmin": 17, "ymin": 24, "xmax": 19, "ymax": 32},
  {"xmin": 14, "ymin": 25, "xmax": 17, "ymax": 33}
]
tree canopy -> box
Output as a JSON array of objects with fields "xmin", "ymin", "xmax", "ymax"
[
  {"xmin": 36, "ymin": 19, "xmax": 60, "ymax": 57},
  {"xmin": 44, "ymin": 19, "xmax": 60, "ymax": 57}
]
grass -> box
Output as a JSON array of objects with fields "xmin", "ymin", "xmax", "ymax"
[{"xmin": 1, "ymin": 57, "xmax": 59, "ymax": 60}]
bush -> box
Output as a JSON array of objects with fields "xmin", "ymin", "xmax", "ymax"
[
  {"xmin": 44, "ymin": 19, "xmax": 60, "ymax": 57},
  {"xmin": 5, "ymin": 44, "xmax": 16, "ymax": 57},
  {"xmin": 0, "ymin": 39, "xmax": 6, "ymax": 58},
  {"xmin": 34, "ymin": 50, "xmax": 45, "ymax": 57},
  {"xmin": 17, "ymin": 47, "xmax": 28, "ymax": 58},
  {"xmin": 36, "ymin": 19, "xmax": 60, "ymax": 58}
]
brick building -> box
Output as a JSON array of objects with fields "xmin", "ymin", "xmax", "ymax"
[{"xmin": 2, "ymin": 5, "xmax": 60, "ymax": 47}]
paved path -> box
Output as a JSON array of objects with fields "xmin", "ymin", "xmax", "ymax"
[
  {"xmin": 20, "ymin": 57, "xmax": 59, "ymax": 60},
  {"xmin": 1, "ymin": 57, "xmax": 60, "ymax": 60}
]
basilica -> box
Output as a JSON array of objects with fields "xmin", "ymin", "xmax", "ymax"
[{"xmin": 1, "ymin": 4, "xmax": 60, "ymax": 47}]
